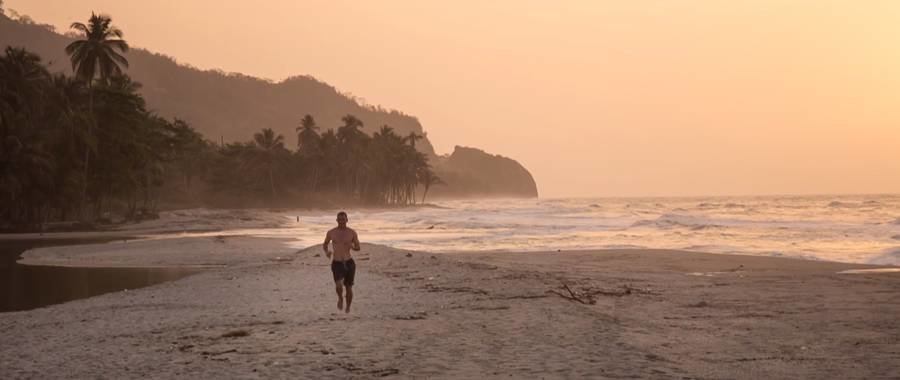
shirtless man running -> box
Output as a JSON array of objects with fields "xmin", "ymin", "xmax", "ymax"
[{"xmin": 323, "ymin": 211, "xmax": 360, "ymax": 313}]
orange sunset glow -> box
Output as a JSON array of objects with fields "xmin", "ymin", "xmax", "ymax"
[{"xmin": 8, "ymin": 0, "xmax": 899, "ymax": 197}]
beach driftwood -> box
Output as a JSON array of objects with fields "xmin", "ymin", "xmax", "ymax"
[
  {"xmin": 547, "ymin": 284, "xmax": 597, "ymax": 305},
  {"xmin": 548, "ymin": 284, "xmax": 659, "ymax": 304}
]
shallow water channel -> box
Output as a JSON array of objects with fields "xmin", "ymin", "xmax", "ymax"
[{"xmin": 0, "ymin": 238, "xmax": 199, "ymax": 312}]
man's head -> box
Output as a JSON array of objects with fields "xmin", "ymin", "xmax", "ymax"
[{"xmin": 336, "ymin": 211, "xmax": 348, "ymax": 228}]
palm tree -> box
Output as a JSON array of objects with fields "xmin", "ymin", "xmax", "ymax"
[
  {"xmin": 46, "ymin": 73, "xmax": 91, "ymax": 219},
  {"xmin": 317, "ymin": 129, "xmax": 339, "ymax": 192},
  {"xmin": 295, "ymin": 114, "xmax": 319, "ymax": 150},
  {"xmin": 168, "ymin": 119, "xmax": 208, "ymax": 192},
  {"xmin": 418, "ymin": 167, "xmax": 443, "ymax": 204},
  {"xmin": 65, "ymin": 13, "xmax": 129, "ymax": 219},
  {"xmin": 65, "ymin": 13, "xmax": 129, "ymax": 85},
  {"xmin": 250, "ymin": 128, "xmax": 288, "ymax": 198},
  {"xmin": 404, "ymin": 132, "xmax": 423, "ymax": 149},
  {"xmin": 0, "ymin": 47, "xmax": 56, "ymax": 228},
  {"xmin": 336, "ymin": 114, "xmax": 367, "ymax": 196},
  {"xmin": 336, "ymin": 114, "xmax": 365, "ymax": 145},
  {"xmin": 295, "ymin": 114, "xmax": 322, "ymax": 190},
  {"xmin": 0, "ymin": 47, "xmax": 49, "ymax": 121}
]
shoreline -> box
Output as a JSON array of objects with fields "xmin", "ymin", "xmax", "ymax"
[
  {"xmin": 1, "ymin": 234, "xmax": 899, "ymax": 378},
  {"xmin": 4, "ymin": 197, "xmax": 897, "ymax": 267},
  {"xmin": 0, "ymin": 202, "xmax": 453, "ymax": 235},
  {"xmin": 9, "ymin": 232, "xmax": 899, "ymax": 270}
]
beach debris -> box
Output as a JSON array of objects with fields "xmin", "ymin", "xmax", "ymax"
[
  {"xmin": 427, "ymin": 225, "xmax": 435, "ymax": 229},
  {"xmin": 548, "ymin": 284, "xmax": 596, "ymax": 304},
  {"xmin": 468, "ymin": 305, "xmax": 511, "ymax": 311},
  {"xmin": 425, "ymin": 284, "xmax": 488, "ymax": 295},
  {"xmin": 201, "ymin": 348, "xmax": 237, "ymax": 357},
  {"xmin": 394, "ymin": 311, "xmax": 428, "ymax": 320},
  {"xmin": 593, "ymin": 284, "xmax": 659, "ymax": 296},
  {"xmin": 688, "ymin": 301, "xmax": 710, "ymax": 308},
  {"xmin": 221, "ymin": 329, "xmax": 250, "ymax": 338},
  {"xmin": 406, "ymin": 253, "xmax": 413, "ymax": 258},
  {"xmin": 492, "ymin": 293, "xmax": 548, "ymax": 301},
  {"xmin": 548, "ymin": 283, "xmax": 659, "ymax": 304},
  {"xmin": 373, "ymin": 368, "xmax": 401, "ymax": 377}
]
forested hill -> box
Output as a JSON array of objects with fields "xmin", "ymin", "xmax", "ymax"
[
  {"xmin": 1, "ymin": 11, "xmax": 540, "ymax": 200},
  {"xmin": 0, "ymin": 13, "xmax": 435, "ymax": 156}
]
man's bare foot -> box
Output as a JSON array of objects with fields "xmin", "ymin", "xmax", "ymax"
[
  {"xmin": 337, "ymin": 297, "xmax": 343, "ymax": 311},
  {"xmin": 344, "ymin": 304, "xmax": 351, "ymax": 313}
]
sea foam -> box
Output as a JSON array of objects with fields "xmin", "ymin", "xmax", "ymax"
[{"xmin": 266, "ymin": 194, "xmax": 900, "ymax": 265}]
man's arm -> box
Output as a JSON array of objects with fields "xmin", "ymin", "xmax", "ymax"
[
  {"xmin": 351, "ymin": 231, "xmax": 361, "ymax": 251},
  {"xmin": 323, "ymin": 231, "xmax": 332, "ymax": 258}
]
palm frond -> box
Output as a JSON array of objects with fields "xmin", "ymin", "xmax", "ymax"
[
  {"xmin": 102, "ymin": 45, "xmax": 129, "ymax": 68},
  {"xmin": 69, "ymin": 22, "xmax": 89, "ymax": 35},
  {"xmin": 103, "ymin": 39, "xmax": 129, "ymax": 53},
  {"xmin": 64, "ymin": 40, "xmax": 86, "ymax": 56}
]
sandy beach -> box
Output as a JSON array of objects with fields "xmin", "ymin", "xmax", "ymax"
[
  {"xmin": 2, "ymin": 231, "xmax": 899, "ymax": 379},
  {"xmin": 5, "ymin": 2, "xmax": 899, "ymax": 378}
]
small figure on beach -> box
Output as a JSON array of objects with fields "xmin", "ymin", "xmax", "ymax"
[{"xmin": 323, "ymin": 211, "xmax": 361, "ymax": 313}]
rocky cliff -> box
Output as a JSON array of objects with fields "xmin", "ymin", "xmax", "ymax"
[{"xmin": 431, "ymin": 146, "xmax": 538, "ymax": 198}]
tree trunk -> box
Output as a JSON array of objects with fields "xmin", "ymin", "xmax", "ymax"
[
  {"xmin": 79, "ymin": 88, "xmax": 93, "ymax": 221},
  {"xmin": 310, "ymin": 167, "xmax": 319, "ymax": 192},
  {"xmin": 268, "ymin": 166, "xmax": 277, "ymax": 199},
  {"xmin": 421, "ymin": 185, "xmax": 431, "ymax": 204}
]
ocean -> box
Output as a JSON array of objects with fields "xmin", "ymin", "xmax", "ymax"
[{"xmin": 159, "ymin": 194, "xmax": 900, "ymax": 265}]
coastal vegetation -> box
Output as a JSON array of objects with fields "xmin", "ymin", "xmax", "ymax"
[
  {"xmin": 0, "ymin": 8, "xmax": 540, "ymax": 205},
  {"xmin": 0, "ymin": 13, "xmax": 439, "ymax": 231}
]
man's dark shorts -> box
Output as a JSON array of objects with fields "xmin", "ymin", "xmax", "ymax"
[{"xmin": 331, "ymin": 259, "xmax": 356, "ymax": 286}]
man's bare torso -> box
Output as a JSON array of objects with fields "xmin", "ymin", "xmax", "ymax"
[{"xmin": 327, "ymin": 227, "xmax": 358, "ymax": 261}]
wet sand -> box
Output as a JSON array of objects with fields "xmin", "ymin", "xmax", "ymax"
[
  {"xmin": 1, "ymin": 234, "xmax": 898, "ymax": 379},
  {"xmin": 0, "ymin": 236, "xmax": 200, "ymax": 312}
]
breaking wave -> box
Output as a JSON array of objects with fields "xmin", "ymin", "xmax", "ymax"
[{"xmin": 255, "ymin": 194, "xmax": 900, "ymax": 265}]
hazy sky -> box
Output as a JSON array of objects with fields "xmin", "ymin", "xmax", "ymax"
[{"xmin": 8, "ymin": 0, "xmax": 900, "ymax": 197}]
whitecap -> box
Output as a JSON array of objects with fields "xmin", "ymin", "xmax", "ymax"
[{"xmin": 838, "ymin": 268, "xmax": 900, "ymax": 274}]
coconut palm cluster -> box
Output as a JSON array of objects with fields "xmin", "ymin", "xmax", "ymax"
[{"xmin": 0, "ymin": 13, "xmax": 440, "ymax": 231}]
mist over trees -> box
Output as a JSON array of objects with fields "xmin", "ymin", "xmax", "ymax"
[
  {"xmin": 0, "ymin": 7, "xmax": 437, "ymax": 159},
  {"xmin": 0, "ymin": 12, "xmax": 440, "ymax": 231},
  {"xmin": 0, "ymin": 10, "xmax": 542, "ymax": 231}
]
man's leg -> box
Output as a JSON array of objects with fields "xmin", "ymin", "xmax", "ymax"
[
  {"xmin": 344, "ymin": 285, "xmax": 352, "ymax": 313},
  {"xmin": 335, "ymin": 281, "xmax": 344, "ymax": 311},
  {"xmin": 344, "ymin": 259, "xmax": 356, "ymax": 313}
]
